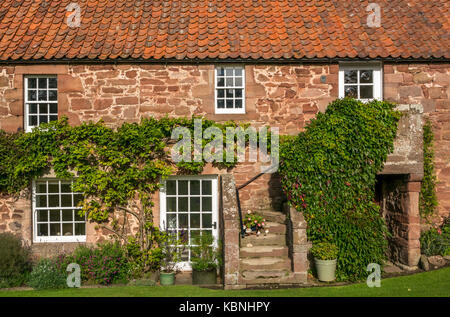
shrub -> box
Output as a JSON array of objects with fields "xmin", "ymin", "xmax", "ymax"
[
  {"xmin": 28, "ymin": 258, "xmax": 67, "ymax": 290},
  {"xmin": 191, "ymin": 233, "xmax": 221, "ymax": 272},
  {"xmin": 279, "ymin": 98, "xmax": 401, "ymax": 281},
  {"xmin": 243, "ymin": 211, "xmax": 266, "ymax": 234},
  {"xmin": 0, "ymin": 233, "xmax": 32, "ymax": 288},
  {"xmin": 55, "ymin": 242, "xmax": 130, "ymax": 285},
  {"xmin": 311, "ymin": 242, "xmax": 339, "ymax": 260},
  {"xmin": 420, "ymin": 218, "xmax": 450, "ymax": 256}
]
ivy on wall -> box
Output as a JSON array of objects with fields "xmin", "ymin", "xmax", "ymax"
[
  {"xmin": 0, "ymin": 116, "xmax": 251, "ymax": 272},
  {"xmin": 279, "ymin": 98, "xmax": 401, "ymax": 281},
  {"xmin": 419, "ymin": 119, "xmax": 438, "ymax": 220}
]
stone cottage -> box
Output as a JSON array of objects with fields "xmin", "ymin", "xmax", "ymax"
[{"xmin": 0, "ymin": 0, "xmax": 448, "ymax": 288}]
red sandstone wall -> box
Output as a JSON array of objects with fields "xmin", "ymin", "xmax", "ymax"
[
  {"xmin": 383, "ymin": 63, "xmax": 450, "ymax": 221},
  {"xmin": 0, "ymin": 62, "xmax": 448, "ymax": 248}
]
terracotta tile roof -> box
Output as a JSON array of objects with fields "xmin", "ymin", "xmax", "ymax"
[{"xmin": 0, "ymin": 0, "xmax": 448, "ymax": 61}]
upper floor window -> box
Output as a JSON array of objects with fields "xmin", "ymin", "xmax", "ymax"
[
  {"xmin": 215, "ymin": 66, "xmax": 245, "ymax": 114},
  {"xmin": 33, "ymin": 179, "xmax": 85, "ymax": 243},
  {"xmin": 24, "ymin": 76, "xmax": 58, "ymax": 132},
  {"xmin": 339, "ymin": 63, "xmax": 382, "ymax": 101}
]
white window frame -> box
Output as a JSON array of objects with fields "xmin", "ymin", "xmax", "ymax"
[
  {"xmin": 159, "ymin": 175, "xmax": 219, "ymax": 270},
  {"xmin": 24, "ymin": 75, "xmax": 58, "ymax": 133},
  {"xmin": 214, "ymin": 65, "xmax": 245, "ymax": 114},
  {"xmin": 339, "ymin": 62, "xmax": 382, "ymax": 101},
  {"xmin": 32, "ymin": 179, "xmax": 86, "ymax": 243}
]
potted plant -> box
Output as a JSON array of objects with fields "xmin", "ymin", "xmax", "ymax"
[
  {"xmin": 243, "ymin": 211, "xmax": 267, "ymax": 236},
  {"xmin": 159, "ymin": 231, "xmax": 186, "ymax": 286},
  {"xmin": 191, "ymin": 233, "xmax": 221, "ymax": 285},
  {"xmin": 311, "ymin": 241, "xmax": 338, "ymax": 282}
]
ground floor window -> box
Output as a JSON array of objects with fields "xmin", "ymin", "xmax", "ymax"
[
  {"xmin": 160, "ymin": 176, "xmax": 218, "ymax": 268},
  {"xmin": 33, "ymin": 179, "xmax": 85, "ymax": 243}
]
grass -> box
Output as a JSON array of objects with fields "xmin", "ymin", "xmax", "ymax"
[{"xmin": 1, "ymin": 267, "xmax": 449, "ymax": 297}]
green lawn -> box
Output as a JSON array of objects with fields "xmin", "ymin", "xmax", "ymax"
[{"xmin": 1, "ymin": 267, "xmax": 449, "ymax": 297}]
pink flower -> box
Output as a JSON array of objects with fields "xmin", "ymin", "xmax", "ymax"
[{"xmin": 437, "ymin": 229, "xmax": 442, "ymax": 235}]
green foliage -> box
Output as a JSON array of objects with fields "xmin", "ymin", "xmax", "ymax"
[
  {"xmin": 420, "ymin": 218, "xmax": 450, "ymax": 257},
  {"xmin": 420, "ymin": 120, "xmax": 438, "ymax": 219},
  {"xmin": 0, "ymin": 233, "xmax": 32, "ymax": 288},
  {"xmin": 311, "ymin": 242, "xmax": 339, "ymax": 260},
  {"xmin": 28, "ymin": 258, "xmax": 67, "ymax": 290},
  {"xmin": 191, "ymin": 232, "xmax": 221, "ymax": 271},
  {"xmin": 279, "ymin": 98, "xmax": 401, "ymax": 281},
  {"xmin": 160, "ymin": 230, "xmax": 187, "ymax": 273},
  {"xmin": 54, "ymin": 242, "xmax": 130, "ymax": 285}
]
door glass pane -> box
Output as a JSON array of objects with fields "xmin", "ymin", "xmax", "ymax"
[
  {"xmin": 202, "ymin": 197, "xmax": 212, "ymax": 212},
  {"xmin": 178, "ymin": 180, "xmax": 189, "ymax": 195},
  {"xmin": 190, "ymin": 197, "xmax": 200, "ymax": 211},
  {"xmin": 202, "ymin": 180, "xmax": 211, "ymax": 195},
  {"xmin": 166, "ymin": 180, "xmax": 176, "ymax": 195},
  {"xmin": 178, "ymin": 197, "xmax": 188, "ymax": 211},
  {"xmin": 190, "ymin": 213, "xmax": 200, "ymax": 228},
  {"xmin": 178, "ymin": 214, "xmax": 188, "ymax": 228},
  {"xmin": 167, "ymin": 197, "xmax": 176, "ymax": 212},
  {"xmin": 190, "ymin": 180, "xmax": 200, "ymax": 195},
  {"xmin": 167, "ymin": 214, "xmax": 176, "ymax": 228},
  {"xmin": 202, "ymin": 214, "xmax": 212, "ymax": 228}
]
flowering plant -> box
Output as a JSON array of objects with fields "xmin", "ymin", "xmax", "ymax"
[{"xmin": 243, "ymin": 211, "xmax": 267, "ymax": 235}]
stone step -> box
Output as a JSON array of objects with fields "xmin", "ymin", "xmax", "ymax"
[
  {"xmin": 242, "ymin": 233, "xmax": 286, "ymax": 246},
  {"xmin": 240, "ymin": 271, "xmax": 307, "ymax": 285},
  {"xmin": 240, "ymin": 257, "xmax": 291, "ymax": 271},
  {"xmin": 254, "ymin": 209, "xmax": 286, "ymax": 223},
  {"xmin": 240, "ymin": 245, "xmax": 289, "ymax": 258},
  {"xmin": 265, "ymin": 222, "xmax": 286, "ymax": 234}
]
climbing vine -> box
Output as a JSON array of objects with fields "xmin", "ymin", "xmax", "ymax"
[
  {"xmin": 0, "ymin": 116, "xmax": 254, "ymax": 272},
  {"xmin": 419, "ymin": 119, "xmax": 438, "ymax": 220},
  {"xmin": 279, "ymin": 98, "xmax": 401, "ymax": 281}
]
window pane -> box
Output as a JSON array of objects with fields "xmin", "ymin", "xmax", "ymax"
[
  {"xmin": 167, "ymin": 214, "xmax": 176, "ymax": 228},
  {"xmin": 50, "ymin": 115, "xmax": 58, "ymax": 122},
  {"xmin": 217, "ymin": 89, "xmax": 225, "ymax": 98},
  {"xmin": 344, "ymin": 85, "xmax": 358, "ymax": 98},
  {"xmin": 202, "ymin": 197, "xmax": 212, "ymax": 211},
  {"xmin": 226, "ymin": 100, "xmax": 233, "ymax": 108},
  {"xmin": 50, "ymin": 210, "xmax": 60, "ymax": 221},
  {"xmin": 37, "ymin": 195, "xmax": 47, "ymax": 207},
  {"xmin": 235, "ymin": 68, "xmax": 242, "ymax": 76},
  {"xmin": 360, "ymin": 70, "xmax": 373, "ymax": 83},
  {"xmin": 235, "ymin": 99, "xmax": 242, "ymax": 108},
  {"xmin": 202, "ymin": 180, "xmax": 212, "ymax": 195},
  {"xmin": 178, "ymin": 213, "xmax": 188, "ymax": 228},
  {"xmin": 38, "ymin": 90, "xmax": 47, "ymax": 101},
  {"xmin": 360, "ymin": 85, "xmax": 374, "ymax": 99},
  {"xmin": 48, "ymin": 90, "xmax": 57, "ymax": 101},
  {"xmin": 202, "ymin": 214, "xmax": 212, "ymax": 228},
  {"xmin": 166, "ymin": 180, "xmax": 176, "ymax": 195},
  {"xmin": 29, "ymin": 104, "xmax": 37, "ymax": 114},
  {"xmin": 61, "ymin": 194, "xmax": 72, "ymax": 207},
  {"xmin": 74, "ymin": 194, "xmax": 83, "ymax": 206},
  {"xmin": 38, "ymin": 78, "xmax": 47, "ymax": 89},
  {"xmin": 28, "ymin": 78, "xmax": 37, "ymax": 89},
  {"xmin": 190, "ymin": 180, "xmax": 200, "ymax": 195},
  {"xmin": 167, "ymin": 197, "xmax": 176, "ymax": 212},
  {"xmin": 39, "ymin": 115, "xmax": 48, "ymax": 124},
  {"xmin": 217, "ymin": 68, "xmax": 225, "ymax": 76},
  {"xmin": 190, "ymin": 230, "xmax": 200, "ymax": 244},
  {"xmin": 37, "ymin": 210, "xmax": 48, "ymax": 222},
  {"xmin": 36, "ymin": 182, "xmax": 47, "ymax": 193},
  {"xmin": 38, "ymin": 224, "xmax": 48, "ymax": 236},
  {"xmin": 235, "ymin": 77, "xmax": 242, "ymax": 86},
  {"xmin": 178, "ymin": 197, "xmax": 188, "ymax": 211},
  {"xmin": 225, "ymin": 68, "xmax": 233, "ymax": 76},
  {"xmin": 225, "ymin": 89, "xmax": 234, "ymax": 98},
  {"xmin": 50, "ymin": 223, "xmax": 61, "ymax": 236},
  {"xmin": 217, "ymin": 99, "xmax": 224, "ymax": 108},
  {"xmin": 62, "ymin": 210, "xmax": 73, "ymax": 222},
  {"xmin": 61, "ymin": 183, "xmax": 72, "ymax": 193},
  {"xmin": 63, "ymin": 223, "xmax": 73, "ymax": 236},
  {"xmin": 75, "ymin": 223, "xmax": 85, "ymax": 235},
  {"xmin": 29, "ymin": 115, "xmax": 37, "ymax": 126},
  {"xmin": 217, "ymin": 77, "xmax": 224, "ymax": 87},
  {"xmin": 49, "ymin": 103, "xmax": 57, "ymax": 113},
  {"xmin": 39, "ymin": 103, "xmax": 48, "ymax": 114},
  {"xmin": 48, "ymin": 195, "xmax": 59, "ymax": 207},
  {"xmin": 235, "ymin": 89, "xmax": 242, "ymax": 98},
  {"xmin": 48, "ymin": 78, "xmax": 57, "ymax": 88},
  {"xmin": 28, "ymin": 90, "xmax": 36, "ymax": 101},
  {"xmin": 226, "ymin": 78, "xmax": 233, "ymax": 86},
  {"xmin": 190, "ymin": 213, "xmax": 200, "ymax": 228},
  {"xmin": 190, "ymin": 197, "xmax": 200, "ymax": 211},
  {"xmin": 178, "ymin": 180, "xmax": 189, "ymax": 195},
  {"xmin": 344, "ymin": 70, "xmax": 357, "ymax": 83},
  {"xmin": 48, "ymin": 183, "xmax": 59, "ymax": 193}
]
